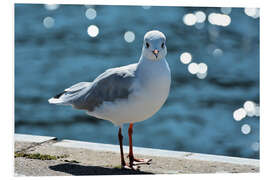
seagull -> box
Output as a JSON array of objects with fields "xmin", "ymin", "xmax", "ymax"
[{"xmin": 48, "ymin": 30, "xmax": 171, "ymax": 170}]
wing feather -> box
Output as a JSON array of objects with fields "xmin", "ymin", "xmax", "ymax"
[
  {"xmin": 74, "ymin": 64, "xmax": 137, "ymax": 111},
  {"xmin": 49, "ymin": 63, "xmax": 137, "ymax": 112}
]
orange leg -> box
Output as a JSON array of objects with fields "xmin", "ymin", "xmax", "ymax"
[
  {"xmin": 118, "ymin": 127, "xmax": 139, "ymax": 170},
  {"xmin": 128, "ymin": 123, "xmax": 152, "ymax": 166},
  {"xmin": 118, "ymin": 127, "xmax": 126, "ymax": 167}
]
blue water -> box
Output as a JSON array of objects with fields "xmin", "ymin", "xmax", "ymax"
[{"xmin": 15, "ymin": 4, "xmax": 259, "ymax": 159}]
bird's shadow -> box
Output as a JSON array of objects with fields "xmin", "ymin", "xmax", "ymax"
[{"xmin": 49, "ymin": 163, "xmax": 153, "ymax": 175}]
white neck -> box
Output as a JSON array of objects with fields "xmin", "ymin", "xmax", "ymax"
[
  {"xmin": 138, "ymin": 55, "xmax": 167, "ymax": 68},
  {"xmin": 136, "ymin": 56, "xmax": 170, "ymax": 87}
]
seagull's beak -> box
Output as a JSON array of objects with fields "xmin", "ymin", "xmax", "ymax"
[{"xmin": 152, "ymin": 49, "xmax": 159, "ymax": 58}]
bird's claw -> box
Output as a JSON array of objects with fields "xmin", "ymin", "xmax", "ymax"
[
  {"xmin": 122, "ymin": 164, "xmax": 140, "ymax": 170},
  {"xmin": 127, "ymin": 155, "xmax": 152, "ymax": 166},
  {"xmin": 132, "ymin": 158, "xmax": 152, "ymax": 165}
]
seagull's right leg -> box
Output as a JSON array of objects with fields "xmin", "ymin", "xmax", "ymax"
[{"xmin": 127, "ymin": 124, "xmax": 152, "ymax": 166}]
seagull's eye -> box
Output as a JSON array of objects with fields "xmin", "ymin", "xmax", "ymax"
[
  {"xmin": 161, "ymin": 42, "xmax": 165, "ymax": 48},
  {"xmin": 146, "ymin": 42, "xmax": 150, "ymax": 48}
]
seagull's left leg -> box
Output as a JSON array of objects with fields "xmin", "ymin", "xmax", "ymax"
[
  {"xmin": 118, "ymin": 127, "xmax": 126, "ymax": 168},
  {"xmin": 128, "ymin": 123, "xmax": 152, "ymax": 166}
]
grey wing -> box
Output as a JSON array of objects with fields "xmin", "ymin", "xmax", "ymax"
[
  {"xmin": 49, "ymin": 82, "xmax": 93, "ymax": 105},
  {"xmin": 65, "ymin": 82, "xmax": 91, "ymax": 92},
  {"xmin": 73, "ymin": 66, "xmax": 136, "ymax": 111}
]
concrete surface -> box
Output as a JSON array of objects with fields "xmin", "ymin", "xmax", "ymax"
[
  {"xmin": 14, "ymin": 134, "xmax": 56, "ymax": 143},
  {"xmin": 14, "ymin": 134, "xmax": 259, "ymax": 176}
]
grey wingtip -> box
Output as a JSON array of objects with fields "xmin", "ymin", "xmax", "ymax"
[{"xmin": 48, "ymin": 98, "xmax": 62, "ymax": 104}]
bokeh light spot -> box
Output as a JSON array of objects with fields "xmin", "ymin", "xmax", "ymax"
[
  {"xmin": 124, "ymin": 31, "xmax": 135, "ymax": 43},
  {"xmin": 213, "ymin": 48, "xmax": 223, "ymax": 57},
  {"xmin": 183, "ymin": 13, "xmax": 197, "ymax": 26},
  {"xmin": 43, "ymin": 16, "xmax": 55, "ymax": 29},
  {"xmin": 44, "ymin": 4, "xmax": 60, "ymax": 11},
  {"xmin": 244, "ymin": 101, "xmax": 255, "ymax": 113},
  {"xmin": 180, "ymin": 52, "xmax": 192, "ymax": 64},
  {"xmin": 188, "ymin": 63, "xmax": 199, "ymax": 74},
  {"xmin": 244, "ymin": 8, "xmax": 260, "ymax": 19},
  {"xmin": 195, "ymin": 11, "xmax": 206, "ymax": 23},
  {"xmin": 198, "ymin": 63, "xmax": 208, "ymax": 74},
  {"xmin": 244, "ymin": 101, "xmax": 257, "ymax": 117},
  {"xmin": 241, "ymin": 124, "xmax": 251, "ymax": 135},
  {"xmin": 208, "ymin": 13, "xmax": 231, "ymax": 26},
  {"xmin": 196, "ymin": 72, "xmax": 207, "ymax": 79},
  {"xmin": 233, "ymin": 108, "xmax": 247, "ymax": 121},
  {"xmin": 87, "ymin": 25, "xmax": 99, "ymax": 37},
  {"xmin": 251, "ymin": 142, "xmax": 259, "ymax": 151},
  {"xmin": 254, "ymin": 105, "xmax": 260, "ymax": 117},
  {"xmin": 85, "ymin": 8, "xmax": 97, "ymax": 20},
  {"xmin": 221, "ymin": 7, "xmax": 232, "ymax": 15}
]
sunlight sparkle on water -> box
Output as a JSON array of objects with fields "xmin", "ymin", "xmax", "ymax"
[
  {"xmin": 213, "ymin": 48, "xmax": 223, "ymax": 57},
  {"xmin": 180, "ymin": 52, "xmax": 192, "ymax": 64},
  {"xmin": 254, "ymin": 105, "xmax": 260, "ymax": 117},
  {"xmin": 85, "ymin": 8, "xmax": 97, "ymax": 20},
  {"xmin": 43, "ymin": 17, "xmax": 55, "ymax": 29},
  {"xmin": 233, "ymin": 108, "xmax": 247, "ymax": 121},
  {"xmin": 197, "ymin": 72, "xmax": 207, "ymax": 79},
  {"xmin": 221, "ymin": 7, "xmax": 232, "ymax": 15},
  {"xmin": 198, "ymin": 63, "xmax": 208, "ymax": 74},
  {"xmin": 195, "ymin": 11, "xmax": 206, "ymax": 23},
  {"xmin": 244, "ymin": 101, "xmax": 255, "ymax": 117},
  {"xmin": 187, "ymin": 61, "xmax": 208, "ymax": 79},
  {"xmin": 251, "ymin": 142, "xmax": 259, "ymax": 151},
  {"xmin": 244, "ymin": 8, "xmax": 260, "ymax": 19},
  {"xmin": 124, "ymin": 31, "xmax": 135, "ymax": 43},
  {"xmin": 44, "ymin": 4, "xmax": 60, "ymax": 11},
  {"xmin": 183, "ymin": 13, "xmax": 197, "ymax": 26},
  {"xmin": 208, "ymin": 13, "xmax": 231, "ymax": 27},
  {"xmin": 188, "ymin": 63, "xmax": 199, "ymax": 74},
  {"xmin": 183, "ymin": 11, "xmax": 207, "ymax": 28},
  {"xmin": 87, "ymin": 25, "xmax": 99, "ymax": 37},
  {"xmin": 241, "ymin": 124, "xmax": 251, "ymax": 135},
  {"xmin": 233, "ymin": 101, "xmax": 259, "ymax": 121}
]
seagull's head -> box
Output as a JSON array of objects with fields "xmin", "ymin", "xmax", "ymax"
[{"xmin": 141, "ymin": 30, "xmax": 167, "ymax": 61}]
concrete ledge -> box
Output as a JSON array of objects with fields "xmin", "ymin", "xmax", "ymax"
[
  {"xmin": 14, "ymin": 133, "xmax": 259, "ymax": 176},
  {"xmin": 54, "ymin": 139, "xmax": 259, "ymax": 167},
  {"xmin": 15, "ymin": 133, "xmax": 259, "ymax": 167},
  {"xmin": 14, "ymin": 134, "xmax": 56, "ymax": 143}
]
